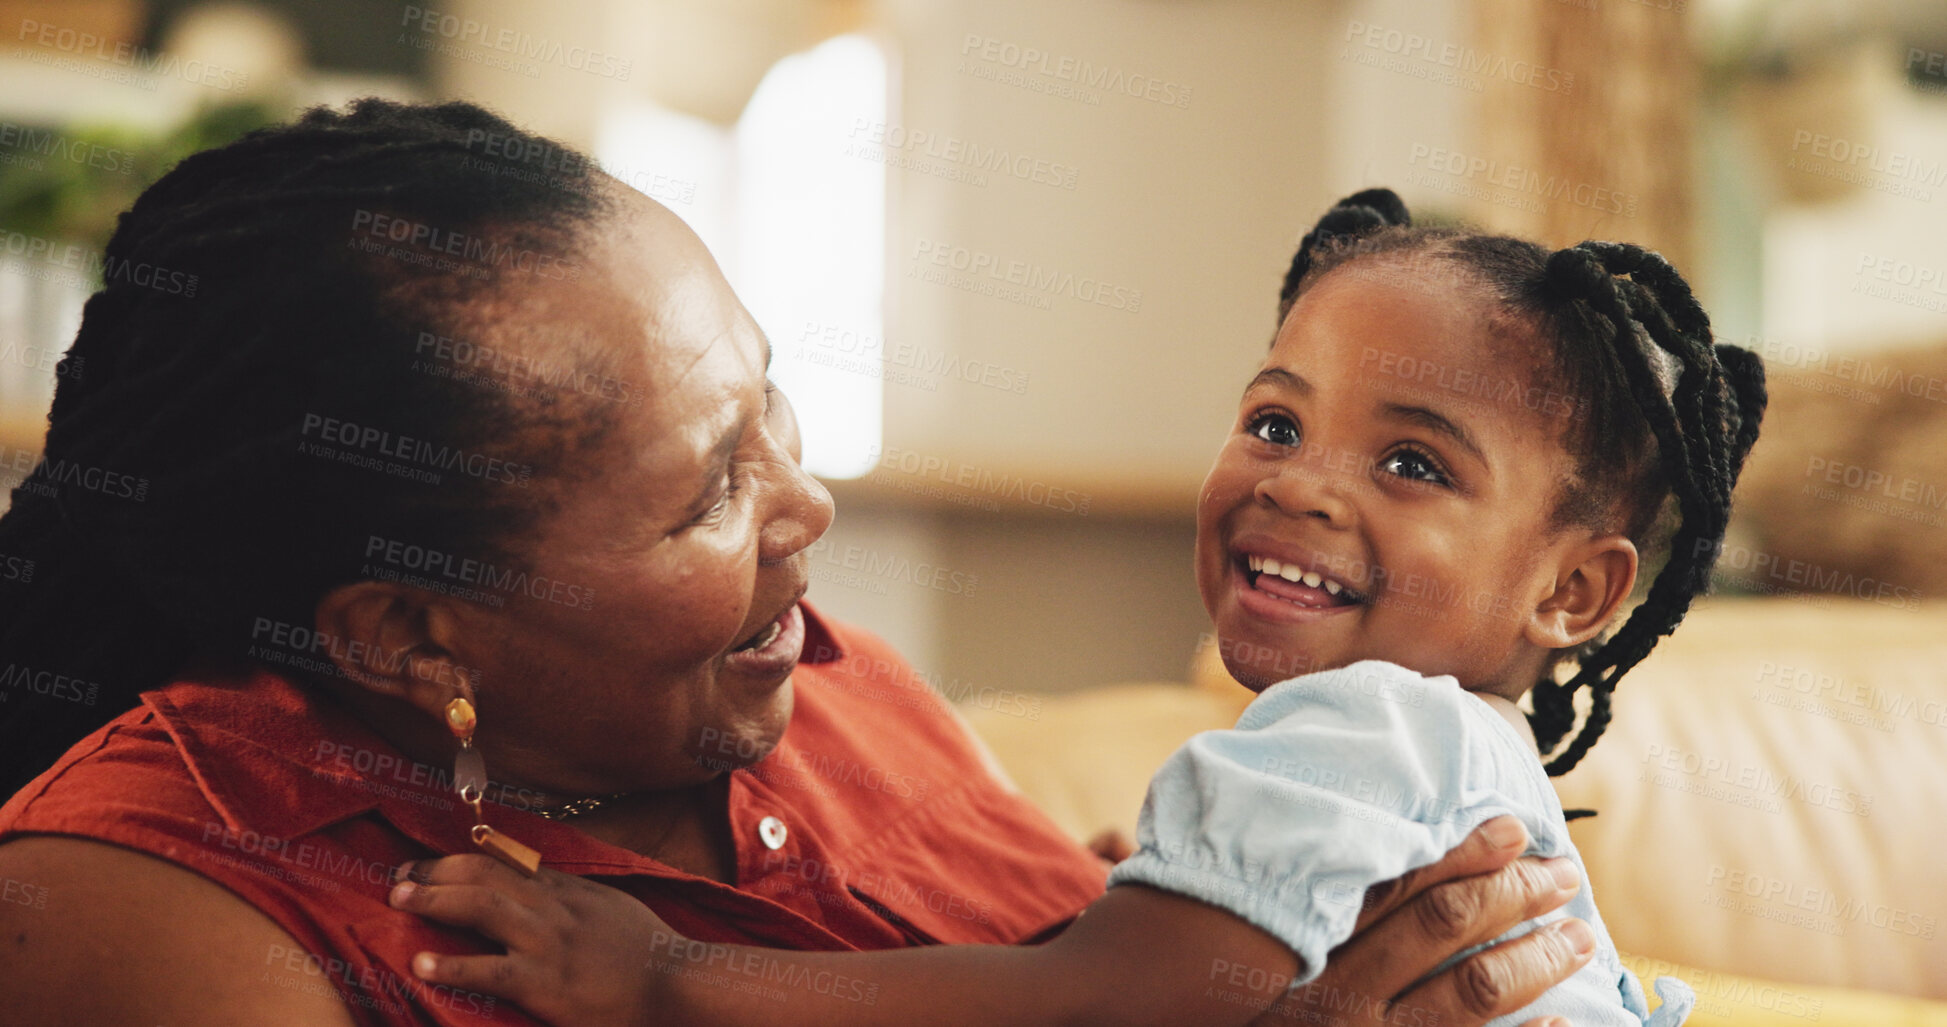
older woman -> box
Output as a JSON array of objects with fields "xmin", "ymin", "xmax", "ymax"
[{"xmin": 0, "ymin": 100, "xmax": 1582, "ymax": 1025}]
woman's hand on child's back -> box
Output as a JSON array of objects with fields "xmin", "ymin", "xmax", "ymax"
[{"xmin": 1248, "ymin": 816, "xmax": 1592, "ymax": 1027}]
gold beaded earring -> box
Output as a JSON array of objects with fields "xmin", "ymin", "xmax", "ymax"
[{"xmin": 444, "ymin": 696, "xmax": 542, "ymax": 876}]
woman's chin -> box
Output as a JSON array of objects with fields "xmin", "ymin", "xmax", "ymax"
[{"xmin": 687, "ymin": 685, "xmax": 794, "ymax": 774}]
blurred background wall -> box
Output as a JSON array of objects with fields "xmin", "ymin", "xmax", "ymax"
[{"xmin": 1, "ymin": 0, "xmax": 1942, "ymax": 702}]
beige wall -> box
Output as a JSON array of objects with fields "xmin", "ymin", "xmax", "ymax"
[
  {"xmin": 839, "ymin": 0, "xmax": 1349, "ymax": 690},
  {"xmin": 875, "ymin": 0, "xmax": 1342, "ymax": 500},
  {"xmin": 807, "ymin": 489, "xmax": 1209, "ymax": 697}
]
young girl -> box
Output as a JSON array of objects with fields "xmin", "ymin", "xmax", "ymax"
[{"xmin": 389, "ymin": 189, "xmax": 1764, "ymax": 1026}]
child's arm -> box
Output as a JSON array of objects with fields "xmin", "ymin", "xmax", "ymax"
[
  {"xmin": 389, "ymin": 858, "xmax": 1297, "ymax": 1027},
  {"xmin": 658, "ymin": 885, "xmax": 1297, "ymax": 1027}
]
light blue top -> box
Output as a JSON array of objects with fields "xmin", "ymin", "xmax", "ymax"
[{"xmin": 1106, "ymin": 659, "xmax": 1691, "ymax": 1026}]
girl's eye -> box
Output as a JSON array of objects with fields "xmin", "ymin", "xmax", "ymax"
[
  {"xmin": 1379, "ymin": 448, "xmax": 1452, "ymax": 486},
  {"xmin": 1245, "ymin": 412, "xmax": 1301, "ymax": 448}
]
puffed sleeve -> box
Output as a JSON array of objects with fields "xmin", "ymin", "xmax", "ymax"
[{"xmin": 1105, "ymin": 660, "xmax": 1554, "ymax": 985}]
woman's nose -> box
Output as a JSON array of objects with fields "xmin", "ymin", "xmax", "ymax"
[{"xmin": 759, "ymin": 454, "xmax": 834, "ymax": 565}]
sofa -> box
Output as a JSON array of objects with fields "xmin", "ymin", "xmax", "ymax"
[{"xmin": 962, "ymin": 598, "xmax": 1947, "ymax": 1026}]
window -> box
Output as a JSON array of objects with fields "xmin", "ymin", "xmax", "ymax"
[{"xmin": 598, "ymin": 34, "xmax": 888, "ymax": 479}]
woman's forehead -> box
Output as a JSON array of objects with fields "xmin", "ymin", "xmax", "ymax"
[
  {"xmin": 439, "ymin": 187, "xmax": 765, "ymax": 504},
  {"xmin": 494, "ymin": 186, "xmax": 751, "ymax": 376},
  {"xmin": 607, "ymin": 193, "xmax": 749, "ymax": 339}
]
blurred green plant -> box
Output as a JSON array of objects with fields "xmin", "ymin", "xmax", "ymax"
[{"xmin": 0, "ymin": 99, "xmax": 279, "ymax": 253}]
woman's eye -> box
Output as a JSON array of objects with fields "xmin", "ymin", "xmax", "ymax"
[
  {"xmin": 1380, "ymin": 448, "xmax": 1451, "ymax": 486},
  {"xmin": 690, "ymin": 494, "xmax": 729, "ymax": 527},
  {"xmin": 692, "ymin": 475, "xmax": 742, "ymax": 526},
  {"xmin": 1245, "ymin": 412, "xmax": 1301, "ymax": 448}
]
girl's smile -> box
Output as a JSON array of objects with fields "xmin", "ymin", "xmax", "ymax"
[{"xmin": 1226, "ymin": 539, "xmax": 1368, "ymax": 624}]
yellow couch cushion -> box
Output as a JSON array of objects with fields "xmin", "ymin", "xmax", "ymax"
[
  {"xmin": 963, "ymin": 681, "xmax": 1240, "ymax": 843},
  {"xmin": 1620, "ymin": 953, "xmax": 1947, "ymax": 1027},
  {"xmin": 1554, "ymin": 599, "xmax": 1947, "ymax": 999}
]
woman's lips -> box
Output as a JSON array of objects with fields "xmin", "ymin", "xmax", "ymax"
[
  {"xmin": 722, "ymin": 602, "xmax": 805, "ymax": 678},
  {"xmin": 1229, "ymin": 560, "xmax": 1362, "ymax": 624}
]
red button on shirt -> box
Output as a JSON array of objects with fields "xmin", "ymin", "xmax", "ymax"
[{"xmin": 0, "ymin": 604, "xmax": 1107, "ymax": 1026}]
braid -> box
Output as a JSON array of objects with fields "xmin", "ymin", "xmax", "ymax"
[
  {"xmin": 1273, "ymin": 198, "xmax": 1766, "ymax": 776},
  {"xmin": 0, "ymin": 99, "xmax": 614, "ymax": 797},
  {"xmin": 1279, "ymin": 188, "xmax": 1412, "ymax": 322},
  {"xmin": 1526, "ymin": 242, "xmax": 1766, "ymax": 774}
]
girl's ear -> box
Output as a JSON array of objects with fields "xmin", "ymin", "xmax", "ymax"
[{"xmin": 1524, "ymin": 535, "xmax": 1638, "ymax": 650}]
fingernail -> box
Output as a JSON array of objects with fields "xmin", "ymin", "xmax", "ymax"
[
  {"xmin": 1559, "ymin": 918, "xmax": 1596, "ymax": 956},
  {"xmin": 1548, "ymin": 858, "xmax": 1580, "ymax": 890},
  {"xmin": 389, "ymin": 881, "xmax": 417, "ymax": 906},
  {"xmin": 413, "ymin": 952, "xmax": 438, "ymax": 978},
  {"xmin": 391, "ymin": 861, "xmax": 416, "ymax": 884},
  {"xmin": 1483, "ymin": 815, "xmax": 1524, "ymax": 850}
]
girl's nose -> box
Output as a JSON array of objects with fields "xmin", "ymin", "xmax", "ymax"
[{"xmin": 1254, "ymin": 449, "xmax": 1358, "ymax": 528}]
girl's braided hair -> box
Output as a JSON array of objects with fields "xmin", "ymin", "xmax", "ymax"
[
  {"xmin": 1278, "ymin": 189, "xmax": 1767, "ymax": 775},
  {"xmin": 0, "ymin": 98, "xmax": 617, "ymax": 798}
]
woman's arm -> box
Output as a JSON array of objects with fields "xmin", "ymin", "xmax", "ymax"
[
  {"xmin": 394, "ymin": 817, "xmax": 1590, "ymax": 1027},
  {"xmin": 0, "ymin": 836, "xmax": 359, "ymax": 1027}
]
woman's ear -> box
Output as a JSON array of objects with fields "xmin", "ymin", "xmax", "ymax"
[
  {"xmin": 1524, "ymin": 535, "xmax": 1638, "ymax": 650},
  {"xmin": 311, "ymin": 582, "xmax": 472, "ymax": 717}
]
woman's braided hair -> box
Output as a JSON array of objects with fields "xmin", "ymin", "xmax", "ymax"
[
  {"xmin": 1277, "ymin": 189, "xmax": 1767, "ymax": 775},
  {"xmin": 0, "ymin": 98, "xmax": 616, "ymax": 798}
]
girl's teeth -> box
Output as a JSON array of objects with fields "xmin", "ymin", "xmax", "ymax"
[
  {"xmin": 1244, "ymin": 553, "xmax": 1351, "ymax": 598},
  {"xmin": 1275, "ymin": 564, "xmax": 1309, "ymax": 586}
]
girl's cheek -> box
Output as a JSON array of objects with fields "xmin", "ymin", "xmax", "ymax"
[{"xmin": 1205, "ymin": 449, "xmax": 1253, "ymax": 504}]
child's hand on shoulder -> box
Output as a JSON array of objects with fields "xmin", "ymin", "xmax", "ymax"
[{"xmin": 388, "ymin": 855, "xmax": 674, "ymax": 1027}]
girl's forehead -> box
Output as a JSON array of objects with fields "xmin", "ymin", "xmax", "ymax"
[
  {"xmin": 1277, "ymin": 267, "xmax": 1512, "ymax": 368},
  {"xmin": 1271, "ymin": 269, "xmax": 1574, "ymax": 439}
]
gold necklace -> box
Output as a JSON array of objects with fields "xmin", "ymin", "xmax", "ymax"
[
  {"xmin": 530, "ymin": 791, "xmax": 634, "ymax": 820},
  {"xmin": 535, "ymin": 790, "xmax": 698, "ymax": 868}
]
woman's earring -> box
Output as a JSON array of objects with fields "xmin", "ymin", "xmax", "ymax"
[{"xmin": 444, "ymin": 696, "xmax": 542, "ymax": 877}]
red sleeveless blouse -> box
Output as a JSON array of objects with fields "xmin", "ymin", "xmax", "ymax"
[{"xmin": 0, "ymin": 605, "xmax": 1106, "ymax": 1025}]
